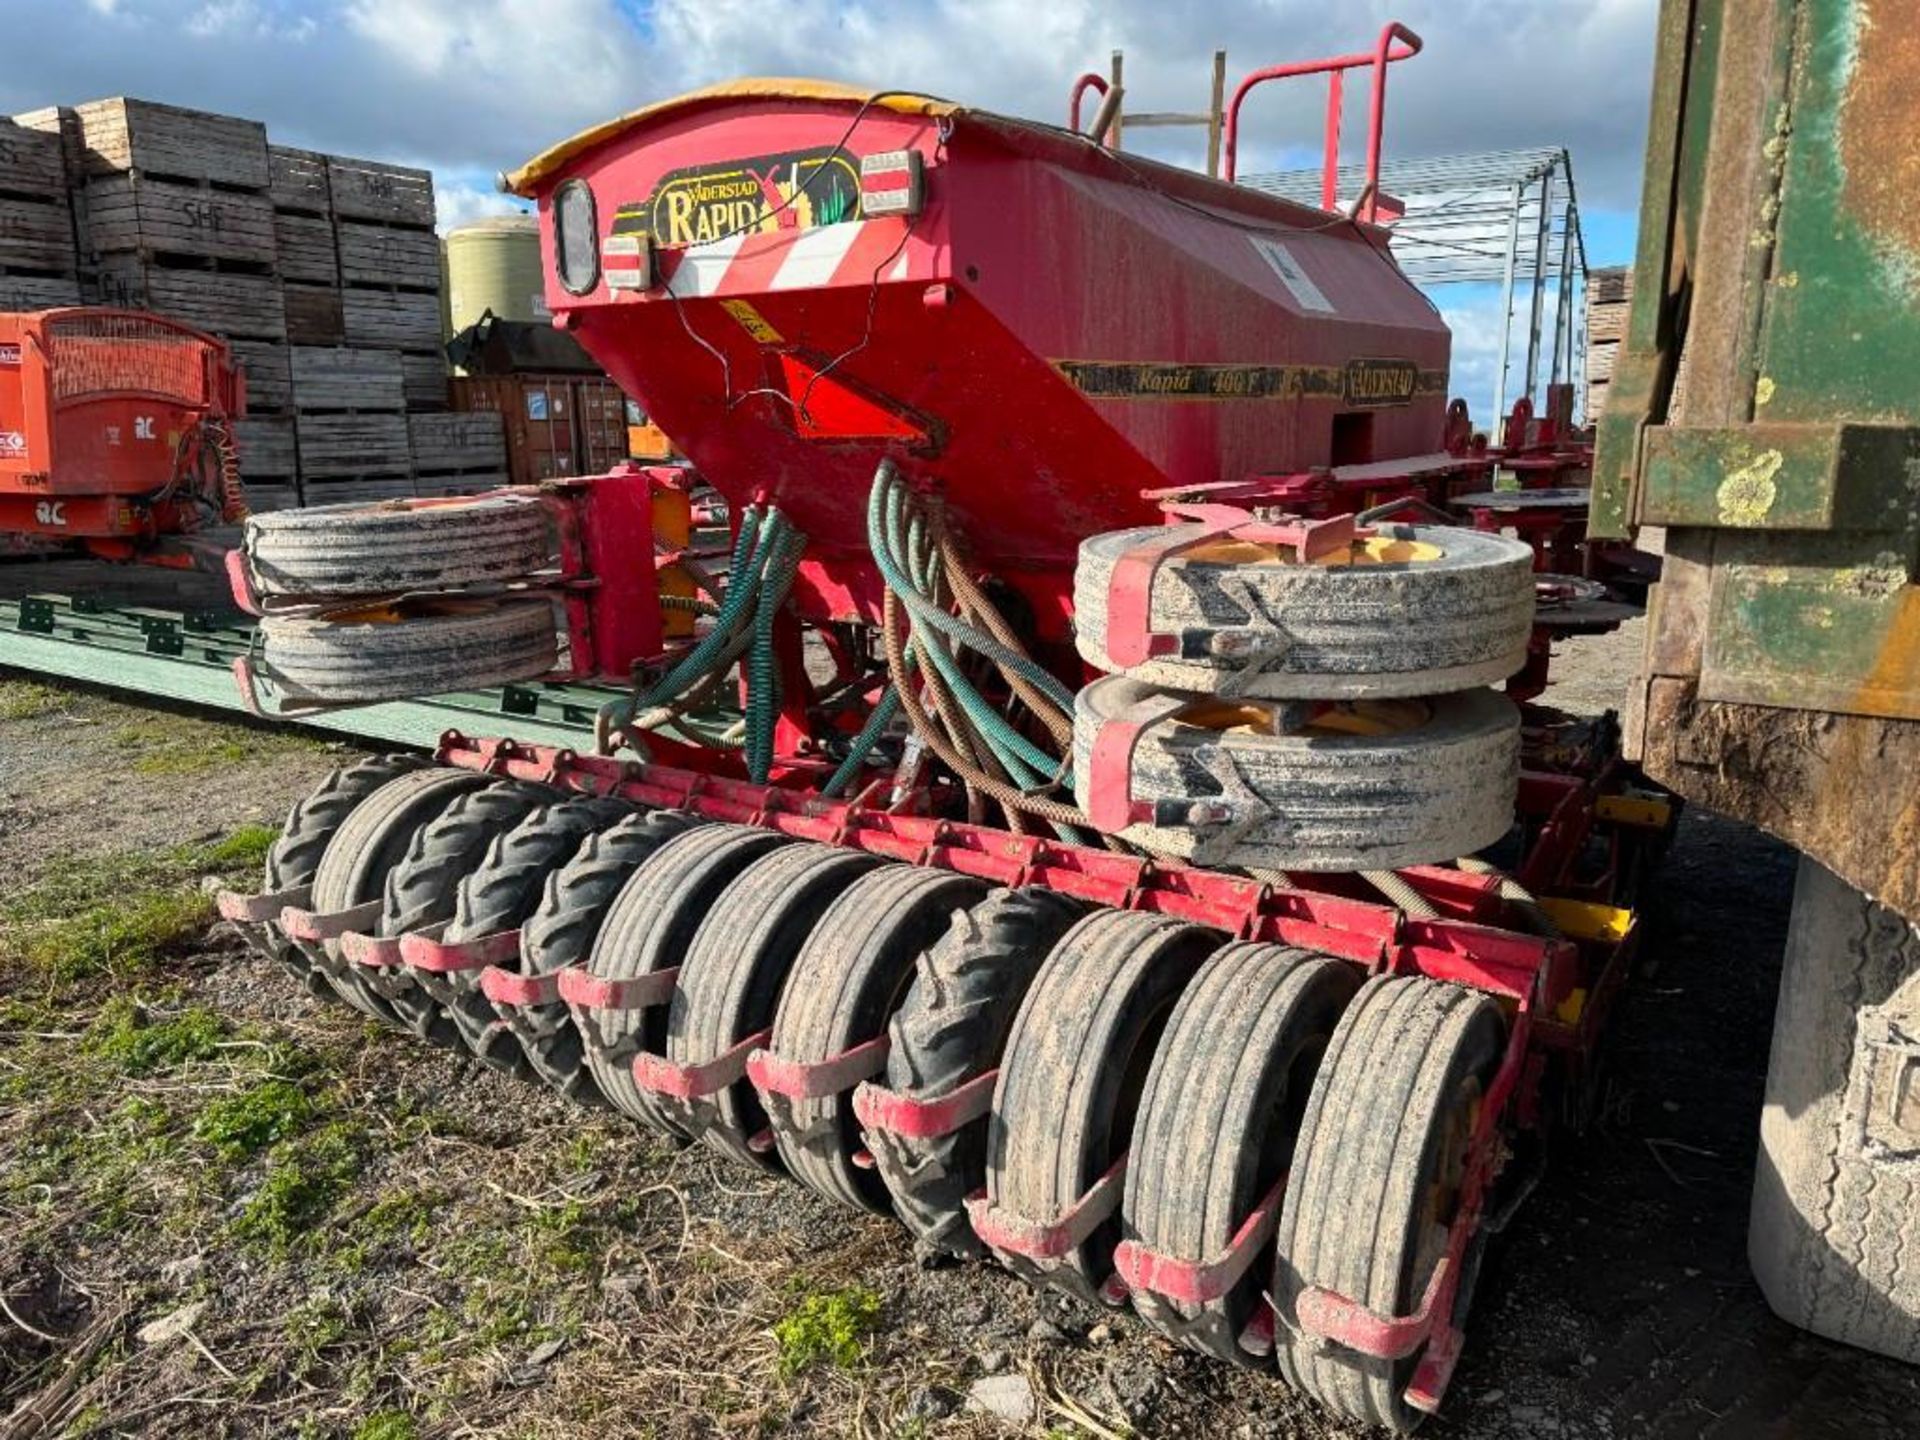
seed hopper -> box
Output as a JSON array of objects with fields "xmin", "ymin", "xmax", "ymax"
[{"xmin": 217, "ymin": 29, "xmax": 1668, "ymax": 1431}]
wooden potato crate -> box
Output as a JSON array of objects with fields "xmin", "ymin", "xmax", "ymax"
[
  {"xmin": 284, "ymin": 281, "xmax": 344, "ymax": 345},
  {"xmin": 301, "ymin": 477, "xmax": 418, "ymax": 507},
  {"xmin": 0, "ymin": 196, "xmax": 77, "ymax": 274},
  {"xmin": 64, "ymin": 98, "xmax": 271, "ymax": 189},
  {"xmin": 273, "ymin": 212, "xmax": 337, "ymax": 284},
  {"xmin": 290, "ymin": 346, "xmax": 406, "ymax": 412},
  {"xmin": 95, "ymin": 257, "xmax": 286, "ymax": 340},
  {"xmin": 336, "ymin": 220, "xmax": 440, "ymax": 291},
  {"xmin": 400, "ymin": 352, "xmax": 448, "ymax": 411},
  {"xmin": 342, "ymin": 287, "xmax": 440, "ymax": 350},
  {"xmin": 295, "ymin": 412, "xmax": 411, "ymax": 479},
  {"xmin": 233, "ymin": 416, "xmax": 297, "ymax": 478},
  {"xmin": 229, "ymin": 339, "xmax": 291, "ymax": 413},
  {"xmin": 0, "ymin": 118, "xmax": 69, "ymax": 202},
  {"xmin": 325, "ymin": 156, "xmax": 434, "ymax": 229},
  {"xmin": 267, "ymin": 145, "xmax": 330, "ymax": 215},
  {"xmin": 0, "ymin": 273, "xmax": 81, "ymax": 310},
  {"xmin": 83, "ymin": 173, "xmax": 276, "ymax": 266},
  {"xmin": 408, "ymin": 411, "xmax": 507, "ymax": 475}
]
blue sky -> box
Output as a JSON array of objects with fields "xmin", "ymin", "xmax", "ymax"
[{"xmin": 5, "ymin": 0, "xmax": 1660, "ymax": 418}]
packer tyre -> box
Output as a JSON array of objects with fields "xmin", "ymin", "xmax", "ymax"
[
  {"xmin": 665, "ymin": 844, "xmax": 882, "ymax": 1171},
  {"xmin": 1074, "ymin": 522, "xmax": 1535, "ymax": 698},
  {"xmin": 1073, "ymin": 675, "xmax": 1521, "ymax": 872},
  {"xmin": 260, "ymin": 602, "xmax": 559, "ymax": 705},
  {"xmin": 767, "ymin": 865, "xmax": 990, "ymax": 1213},
  {"xmin": 437, "ymin": 796, "xmax": 640, "ymax": 1080},
  {"xmin": 244, "ymin": 495, "xmax": 553, "ymax": 598},
  {"xmin": 985, "ymin": 909, "xmax": 1216, "ymax": 1307},
  {"xmin": 306, "ymin": 767, "xmax": 493, "ymax": 1024},
  {"xmin": 585, "ymin": 826, "xmax": 789, "ymax": 1137},
  {"xmin": 877, "ymin": 888, "xmax": 1085, "ymax": 1258},
  {"xmin": 1123, "ymin": 941, "xmax": 1361, "ymax": 1363},
  {"xmin": 258, "ymin": 753, "xmax": 428, "ymax": 999},
  {"xmin": 1749, "ymin": 856, "xmax": 1920, "ymax": 1363},
  {"xmin": 375, "ymin": 782, "xmax": 551, "ymax": 1061},
  {"xmin": 1274, "ymin": 975, "xmax": 1505, "ymax": 1433}
]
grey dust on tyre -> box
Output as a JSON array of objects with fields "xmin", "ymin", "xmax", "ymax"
[
  {"xmin": 1074, "ymin": 522, "xmax": 1534, "ymax": 699},
  {"xmin": 243, "ymin": 494, "xmax": 555, "ymax": 598},
  {"xmin": 1073, "ymin": 674, "xmax": 1521, "ymax": 871},
  {"xmin": 259, "ymin": 601, "xmax": 560, "ymax": 705}
]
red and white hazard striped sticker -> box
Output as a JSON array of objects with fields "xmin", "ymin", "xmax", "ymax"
[{"xmin": 659, "ymin": 220, "xmax": 917, "ymax": 300}]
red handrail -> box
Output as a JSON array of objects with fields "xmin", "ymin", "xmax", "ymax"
[
  {"xmin": 1221, "ymin": 22, "xmax": 1422, "ymax": 220},
  {"xmin": 1067, "ymin": 72, "xmax": 1109, "ymax": 135}
]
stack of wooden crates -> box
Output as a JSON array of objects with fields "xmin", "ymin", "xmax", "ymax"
[
  {"xmin": 1584, "ymin": 266, "xmax": 1631, "ymax": 422},
  {"xmin": 1, "ymin": 98, "xmax": 507, "ymax": 511}
]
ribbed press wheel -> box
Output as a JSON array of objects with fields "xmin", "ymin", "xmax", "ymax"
[
  {"xmin": 664, "ymin": 843, "xmax": 882, "ymax": 1171},
  {"xmin": 583, "ymin": 825, "xmax": 789, "ymax": 1137},
  {"xmin": 1274, "ymin": 975, "xmax": 1505, "ymax": 1433},
  {"xmin": 255, "ymin": 753, "xmax": 429, "ymax": 1000},
  {"xmin": 1121, "ymin": 940, "xmax": 1360, "ymax": 1363},
  {"xmin": 766, "ymin": 865, "xmax": 989, "ymax": 1213},
  {"xmin": 874, "ymin": 888, "xmax": 1084, "ymax": 1257},
  {"xmin": 305, "ymin": 767, "xmax": 494, "ymax": 1025},
  {"xmin": 244, "ymin": 494, "xmax": 554, "ymax": 598},
  {"xmin": 984, "ymin": 909, "xmax": 1216, "ymax": 1307}
]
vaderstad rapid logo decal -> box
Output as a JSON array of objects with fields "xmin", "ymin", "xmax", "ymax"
[
  {"xmin": 1342, "ymin": 358, "xmax": 1421, "ymax": 408},
  {"xmin": 613, "ymin": 146, "xmax": 862, "ymax": 247}
]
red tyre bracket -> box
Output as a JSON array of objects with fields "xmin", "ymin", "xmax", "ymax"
[
  {"xmin": 851, "ymin": 1067, "xmax": 999, "ymax": 1140},
  {"xmin": 216, "ymin": 883, "xmax": 309, "ymax": 925},
  {"xmin": 555, "ymin": 965, "xmax": 679, "ymax": 1067},
  {"xmin": 1103, "ymin": 494, "xmax": 1368, "ymax": 670},
  {"xmin": 1084, "ymin": 692, "xmax": 1272, "ymax": 862},
  {"xmin": 279, "ymin": 900, "xmax": 380, "ymax": 943},
  {"xmin": 965, "ymin": 1152, "xmax": 1129, "ymax": 1266},
  {"xmin": 632, "ymin": 1029, "xmax": 770, "ymax": 1102},
  {"xmin": 1111, "ymin": 1173, "xmax": 1287, "ymax": 1307},
  {"xmin": 747, "ymin": 1036, "xmax": 892, "ymax": 1159}
]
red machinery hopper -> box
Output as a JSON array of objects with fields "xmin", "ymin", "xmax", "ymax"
[
  {"xmin": 0, "ymin": 307, "xmax": 246, "ymax": 558},
  {"xmin": 506, "ymin": 80, "xmax": 1450, "ymax": 637}
]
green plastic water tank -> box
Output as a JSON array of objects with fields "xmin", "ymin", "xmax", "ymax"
[{"xmin": 446, "ymin": 213, "xmax": 544, "ymax": 337}]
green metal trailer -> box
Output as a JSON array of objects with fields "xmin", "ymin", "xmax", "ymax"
[{"xmin": 1597, "ymin": 0, "xmax": 1920, "ymax": 1362}]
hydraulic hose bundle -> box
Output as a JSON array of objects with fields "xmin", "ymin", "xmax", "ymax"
[
  {"xmin": 596, "ymin": 502, "xmax": 805, "ymax": 780},
  {"xmin": 865, "ymin": 460, "xmax": 1098, "ymax": 840}
]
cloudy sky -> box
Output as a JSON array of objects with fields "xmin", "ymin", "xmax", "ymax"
[{"xmin": 5, "ymin": 0, "xmax": 1660, "ymax": 416}]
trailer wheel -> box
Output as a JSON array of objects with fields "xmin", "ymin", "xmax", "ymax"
[
  {"xmin": 435, "ymin": 796, "xmax": 638, "ymax": 1077},
  {"xmin": 585, "ymin": 826, "xmax": 790, "ymax": 1137},
  {"xmin": 665, "ymin": 844, "xmax": 883, "ymax": 1170},
  {"xmin": 260, "ymin": 601, "xmax": 559, "ymax": 705},
  {"xmin": 1073, "ymin": 675, "xmax": 1520, "ymax": 872},
  {"xmin": 1075, "ymin": 522, "xmax": 1534, "ymax": 698},
  {"xmin": 1749, "ymin": 857, "xmax": 1920, "ymax": 1364},
  {"xmin": 306, "ymin": 767, "xmax": 494, "ymax": 1026},
  {"xmin": 1274, "ymin": 975, "xmax": 1505, "ymax": 1433},
  {"xmin": 259, "ymin": 753, "xmax": 429, "ymax": 999},
  {"xmin": 877, "ymin": 888, "xmax": 1085, "ymax": 1258},
  {"xmin": 244, "ymin": 496, "xmax": 553, "ymax": 598},
  {"xmin": 767, "ymin": 866, "xmax": 989, "ymax": 1212},
  {"xmin": 375, "ymin": 782, "xmax": 551, "ymax": 1059},
  {"xmin": 985, "ymin": 909, "xmax": 1216, "ymax": 1306},
  {"xmin": 1124, "ymin": 941, "xmax": 1360, "ymax": 1363}
]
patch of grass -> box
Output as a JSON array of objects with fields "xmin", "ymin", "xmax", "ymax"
[
  {"xmin": 82, "ymin": 997, "xmax": 226, "ymax": 1074},
  {"xmin": 179, "ymin": 823, "xmax": 280, "ymax": 874},
  {"xmin": 114, "ymin": 721, "xmax": 325, "ymax": 778},
  {"xmin": 350, "ymin": 1413, "xmax": 418, "ymax": 1440},
  {"xmin": 194, "ymin": 1078, "xmax": 314, "ymax": 1159},
  {"xmin": 772, "ymin": 1284, "xmax": 882, "ymax": 1377},
  {"xmin": 0, "ymin": 679, "xmax": 67, "ymax": 721},
  {"xmin": 232, "ymin": 1121, "xmax": 362, "ymax": 1254}
]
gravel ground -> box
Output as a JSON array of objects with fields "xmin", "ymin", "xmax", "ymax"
[{"xmin": 2, "ymin": 624, "xmax": 1917, "ymax": 1440}]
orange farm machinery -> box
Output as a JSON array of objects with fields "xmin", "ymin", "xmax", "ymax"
[
  {"xmin": 214, "ymin": 28, "xmax": 1670, "ymax": 1432},
  {"xmin": 0, "ymin": 307, "xmax": 247, "ymax": 562}
]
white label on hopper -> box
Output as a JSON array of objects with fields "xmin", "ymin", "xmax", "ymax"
[{"xmin": 1250, "ymin": 236, "xmax": 1335, "ymax": 313}]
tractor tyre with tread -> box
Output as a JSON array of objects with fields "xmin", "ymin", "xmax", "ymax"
[
  {"xmin": 876, "ymin": 888, "xmax": 1086, "ymax": 1258},
  {"xmin": 260, "ymin": 602, "xmax": 558, "ymax": 705},
  {"xmin": 244, "ymin": 495, "xmax": 553, "ymax": 597}
]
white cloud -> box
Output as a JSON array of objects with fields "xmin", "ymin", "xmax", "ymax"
[{"xmin": 434, "ymin": 178, "xmax": 531, "ymax": 233}]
